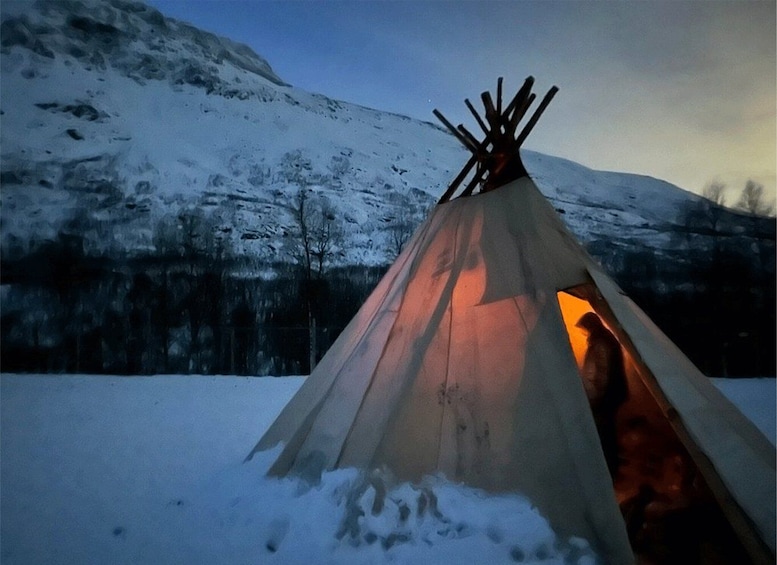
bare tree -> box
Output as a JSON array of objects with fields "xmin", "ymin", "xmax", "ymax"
[
  {"xmin": 388, "ymin": 207, "xmax": 415, "ymax": 259},
  {"xmin": 289, "ymin": 188, "xmax": 343, "ymax": 370},
  {"xmin": 736, "ymin": 180, "xmax": 774, "ymax": 216},
  {"xmin": 291, "ymin": 188, "xmax": 342, "ymax": 279},
  {"xmin": 703, "ymin": 181, "xmax": 727, "ymax": 207}
]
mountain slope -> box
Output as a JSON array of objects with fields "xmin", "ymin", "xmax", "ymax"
[{"xmin": 1, "ymin": 0, "xmax": 773, "ymax": 269}]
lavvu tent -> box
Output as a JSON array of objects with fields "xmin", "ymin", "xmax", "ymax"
[{"xmin": 249, "ymin": 78, "xmax": 775, "ymax": 565}]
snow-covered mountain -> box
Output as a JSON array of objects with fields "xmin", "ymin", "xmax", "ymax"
[{"xmin": 1, "ymin": 0, "xmax": 773, "ymax": 269}]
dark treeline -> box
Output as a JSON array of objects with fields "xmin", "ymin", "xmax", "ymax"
[
  {"xmin": 606, "ymin": 246, "xmax": 775, "ymax": 378},
  {"xmin": 0, "ymin": 216, "xmax": 385, "ymax": 376},
  {"xmin": 1, "ymin": 201, "xmax": 774, "ymax": 377},
  {"xmin": 594, "ymin": 198, "xmax": 776, "ymax": 378}
]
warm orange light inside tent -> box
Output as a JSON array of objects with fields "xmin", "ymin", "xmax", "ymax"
[
  {"xmin": 451, "ymin": 212, "xmax": 485, "ymax": 309},
  {"xmin": 451, "ymin": 249, "xmax": 486, "ymax": 309},
  {"xmin": 556, "ymin": 290, "xmax": 596, "ymax": 368}
]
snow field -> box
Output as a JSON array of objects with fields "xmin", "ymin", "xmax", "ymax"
[
  {"xmin": 1, "ymin": 374, "xmax": 773, "ymax": 564},
  {"xmin": 2, "ymin": 374, "xmax": 602, "ymax": 565}
]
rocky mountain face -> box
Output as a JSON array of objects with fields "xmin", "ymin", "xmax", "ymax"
[
  {"xmin": 2, "ymin": 0, "xmax": 286, "ymax": 87},
  {"xmin": 1, "ymin": 0, "xmax": 461, "ymax": 266},
  {"xmin": 1, "ymin": 0, "xmax": 773, "ymax": 377},
  {"xmin": 3, "ymin": 0, "xmax": 772, "ymax": 269}
]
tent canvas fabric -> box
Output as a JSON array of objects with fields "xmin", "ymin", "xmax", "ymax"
[{"xmin": 250, "ymin": 177, "xmax": 776, "ymax": 564}]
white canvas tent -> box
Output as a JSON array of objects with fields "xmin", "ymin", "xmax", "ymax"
[{"xmin": 249, "ymin": 78, "xmax": 775, "ymax": 564}]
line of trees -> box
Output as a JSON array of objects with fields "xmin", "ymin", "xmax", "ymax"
[
  {"xmin": 702, "ymin": 179, "xmax": 774, "ymax": 217},
  {"xmin": 288, "ymin": 188, "xmax": 343, "ymax": 370},
  {"xmin": 0, "ymin": 203, "xmax": 383, "ymax": 376},
  {"xmin": 600, "ymin": 187, "xmax": 775, "ymax": 377},
  {"xmin": 1, "ymin": 181, "xmax": 773, "ymax": 377}
]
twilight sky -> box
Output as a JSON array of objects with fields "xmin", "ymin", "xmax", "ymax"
[{"xmin": 148, "ymin": 0, "xmax": 776, "ymax": 204}]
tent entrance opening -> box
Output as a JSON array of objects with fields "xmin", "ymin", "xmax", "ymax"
[{"xmin": 556, "ymin": 289, "xmax": 752, "ymax": 564}]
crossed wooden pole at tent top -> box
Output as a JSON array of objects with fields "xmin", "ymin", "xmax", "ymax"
[{"xmin": 434, "ymin": 76, "xmax": 558, "ymax": 203}]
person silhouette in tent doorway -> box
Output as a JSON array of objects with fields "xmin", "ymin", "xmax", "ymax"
[{"xmin": 576, "ymin": 312, "xmax": 628, "ymax": 478}]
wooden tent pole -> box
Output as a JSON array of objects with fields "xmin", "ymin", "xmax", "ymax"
[
  {"xmin": 437, "ymin": 156, "xmax": 477, "ymax": 203},
  {"xmin": 496, "ymin": 77, "xmax": 503, "ymax": 117},
  {"xmin": 465, "ymin": 98, "xmax": 490, "ymax": 136},
  {"xmin": 457, "ymin": 124, "xmax": 484, "ymax": 153},
  {"xmin": 460, "ymin": 165, "xmax": 487, "ymax": 198},
  {"xmin": 504, "ymin": 76, "xmax": 535, "ymax": 117},
  {"xmin": 507, "ymin": 92, "xmax": 536, "ymax": 138},
  {"xmin": 433, "ymin": 109, "xmax": 480, "ymax": 154},
  {"xmin": 516, "ymin": 86, "xmax": 559, "ymax": 147},
  {"xmin": 435, "ymin": 76, "xmax": 558, "ymax": 202},
  {"xmin": 480, "ymin": 91, "xmax": 498, "ymax": 126}
]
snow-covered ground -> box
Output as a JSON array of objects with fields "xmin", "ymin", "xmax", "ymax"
[{"xmin": 1, "ymin": 374, "xmax": 774, "ymax": 564}]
